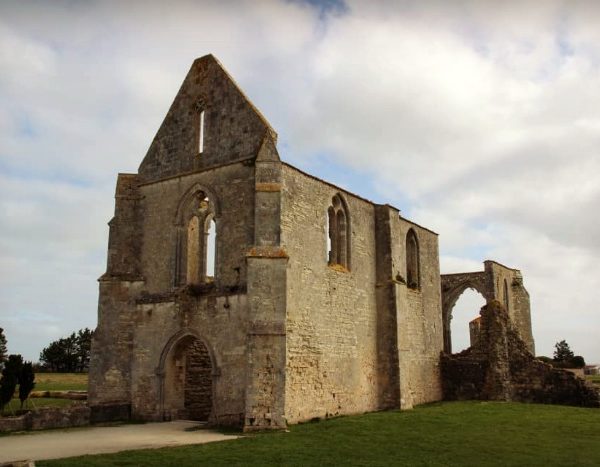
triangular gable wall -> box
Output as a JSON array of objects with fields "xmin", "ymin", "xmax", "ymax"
[{"xmin": 138, "ymin": 54, "xmax": 277, "ymax": 183}]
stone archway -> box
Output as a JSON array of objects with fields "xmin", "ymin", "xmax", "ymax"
[
  {"xmin": 158, "ymin": 332, "xmax": 216, "ymax": 421},
  {"xmin": 441, "ymin": 272, "xmax": 490, "ymax": 354}
]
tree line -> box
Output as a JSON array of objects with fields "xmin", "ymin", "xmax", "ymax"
[{"xmin": 38, "ymin": 328, "xmax": 94, "ymax": 373}]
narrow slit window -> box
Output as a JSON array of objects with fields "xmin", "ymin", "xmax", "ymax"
[
  {"xmin": 406, "ymin": 228, "xmax": 420, "ymax": 290},
  {"xmin": 198, "ymin": 110, "xmax": 205, "ymax": 154}
]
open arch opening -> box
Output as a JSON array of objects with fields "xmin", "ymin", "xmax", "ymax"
[
  {"xmin": 162, "ymin": 335, "xmax": 214, "ymax": 421},
  {"xmin": 450, "ymin": 288, "xmax": 486, "ymax": 353}
]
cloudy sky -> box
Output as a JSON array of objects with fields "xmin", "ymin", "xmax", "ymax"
[{"xmin": 1, "ymin": 0, "xmax": 598, "ymax": 363}]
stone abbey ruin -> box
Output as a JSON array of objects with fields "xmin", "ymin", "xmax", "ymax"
[{"xmin": 89, "ymin": 55, "xmax": 598, "ymax": 430}]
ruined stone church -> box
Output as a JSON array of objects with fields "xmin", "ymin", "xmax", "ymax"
[{"xmin": 88, "ymin": 55, "xmax": 536, "ymax": 430}]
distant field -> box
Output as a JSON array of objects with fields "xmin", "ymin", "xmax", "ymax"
[
  {"xmin": 34, "ymin": 373, "xmax": 88, "ymax": 392},
  {"xmin": 0, "ymin": 373, "xmax": 88, "ymax": 416},
  {"xmin": 38, "ymin": 401, "xmax": 600, "ymax": 467}
]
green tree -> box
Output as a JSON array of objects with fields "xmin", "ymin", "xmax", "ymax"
[
  {"xmin": 553, "ymin": 340, "xmax": 575, "ymax": 363},
  {"xmin": 0, "ymin": 354, "xmax": 23, "ymax": 412},
  {"xmin": 18, "ymin": 361, "xmax": 35, "ymax": 409},
  {"xmin": 75, "ymin": 328, "xmax": 93, "ymax": 372},
  {"xmin": 39, "ymin": 328, "xmax": 94, "ymax": 372},
  {"xmin": 552, "ymin": 340, "xmax": 585, "ymax": 368},
  {"xmin": 0, "ymin": 328, "xmax": 7, "ymax": 370}
]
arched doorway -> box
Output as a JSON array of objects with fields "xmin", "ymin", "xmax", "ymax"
[{"xmin": 160, "ymin": 334, "xmax": 214, "ymax": 421}]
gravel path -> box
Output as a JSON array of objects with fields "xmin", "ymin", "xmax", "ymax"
[{"xmin": 0, "ymin": 420, "xmax": 238, "ymax": 463}]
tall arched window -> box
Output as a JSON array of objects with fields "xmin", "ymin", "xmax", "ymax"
[
  {"xmin": 327, "ymin": 194, "xmax": 351, "ymax": 270},
  {"xmin": 175, "ymin": 189, "xmax": 217, "ymax": 286},
  {"xmin": 503, "ymin": 279, "xmax": 509, "ymax": 311},
  {"xmin": 406, "ymin": 228, "xmax": 420, "ymax": 290}
]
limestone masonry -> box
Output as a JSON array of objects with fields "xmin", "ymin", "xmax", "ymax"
[{"xmin": 89, "ymin": 55, "xmax": 545, "ymax": 430}]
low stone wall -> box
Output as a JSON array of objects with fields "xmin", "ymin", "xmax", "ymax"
[
  {"xmin": 441, "ymin": 300, "xmax": 600, "ymax": 408},
  {"xmin": 0, "ymin": 405, "xmax": 90, "ymax": 433}
]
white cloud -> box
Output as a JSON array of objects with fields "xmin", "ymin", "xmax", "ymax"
[{"xmin": 0, "ymin": 0, "xmax": 598, "ymax": 364}]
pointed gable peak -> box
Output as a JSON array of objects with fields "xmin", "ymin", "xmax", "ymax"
[
  {"xmin": 138, "ymin": 54, "xmax": 277, "ymax": 182},
  {"xmin": 190, "ymin": 54, "xmax": 276, "ymax": 137}
]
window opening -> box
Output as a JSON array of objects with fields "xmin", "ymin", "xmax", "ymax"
[
  {"xmin": 179, "ymin": 191, "xmax": 217, "ymax": 286},
  {"xmin": 198, "ymin": 110, "xmax": 205, "ymax": 154},
  {"xmin": 327, "ymin": 194, "xmax": 350, "ymax": 270},
  {"xmin": 406, "ymin": 229, "xmax": 420, "ymax": 290},
  {"xmin": 205, "ymin": 216, "xmax": 216, "ymax": 280}
]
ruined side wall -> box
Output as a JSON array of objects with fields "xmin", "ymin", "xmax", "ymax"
[
  {"xmin": 89, "ymin": 174, "xmax": 144, "ymax": 412},
  {"xmin": 130, "ymin": 293, "xmax": 249, "ymax": 426},
  {"xmin": 484, "ymin": 261, "xmax": 534, "ymax": 354},
  {"xmin": 281, "ymin": 166, "xmax": 379, "ymax": 423},
  {"xmin": 391, "ymin": 217, "xmax": 443, "ymax": 408},
  {"xmin": 139, "ymin": 162, "xmax": 255, "ymax": 293},
  {"xmin": 442, "ymin": 300, "xmax": 599, "ymax": 408}
]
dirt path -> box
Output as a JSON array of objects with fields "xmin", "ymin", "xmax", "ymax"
[{"xmin": 0, "ymin": 421, "xmax": 239, "ymax": 463}]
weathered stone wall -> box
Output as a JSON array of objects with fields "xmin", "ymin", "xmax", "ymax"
[
  {"xmin": 484, "ymin": 261, "xmax": 534, "ymax": 353},
  {"xmin": 391, "ymin": 217, "xmax": 443, "ymax": 408},
  {"xmin": 281, "ymin": 165, "xmax": 380, "ymax": 423},
  {"xmin": 129, "ymin": 292, "xmax": 248, "ymax": 426},
  {"xmin": 441, "ymin": 300, "xmax": 599, "ymax": 408},
  {"xmin": 89, "ymin": 160, "xmax": 255, "ymax": 420},
  {"xmin": 280, "ymin": 166, "xmax": 443, "ymax": 422},
  {"xmin": 139, "ymin": 163, "xmax": 255, "ymax": 292},
  {"xmin": 0, "ymin": 406, "xmax": 90, "ymax": 433},
  {"xmin": 89, "ymin": 279, "xmax": 143, "ymax": 410}
]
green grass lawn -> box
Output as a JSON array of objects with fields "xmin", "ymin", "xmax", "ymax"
[{"xmin": 38, "ymin": 401, "xmax": 600, "ymax": 467}]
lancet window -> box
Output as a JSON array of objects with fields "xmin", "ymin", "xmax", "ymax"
[
  {"xmin": 406, "ymin": 228, "xmax": 420, "ymax": 290},
  {"xmin": 176, "ymin": 189, "xmax": 217, "ymax": 286},
  {"xmin": 327, "ymin": 194, "xmax": 351, "ymax": 270}
]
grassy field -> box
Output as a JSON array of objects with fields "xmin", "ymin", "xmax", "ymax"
[
  {"xmin": 34, "ymin": 373, "xmax": 88, "ymax": 392},
  {"xmin": 0, "ymin": 373, "xmax": 88, "ymax": 416},
  {"xmin": 38, "ymin": 401, "xmax": 600, "ymax": 467}
]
